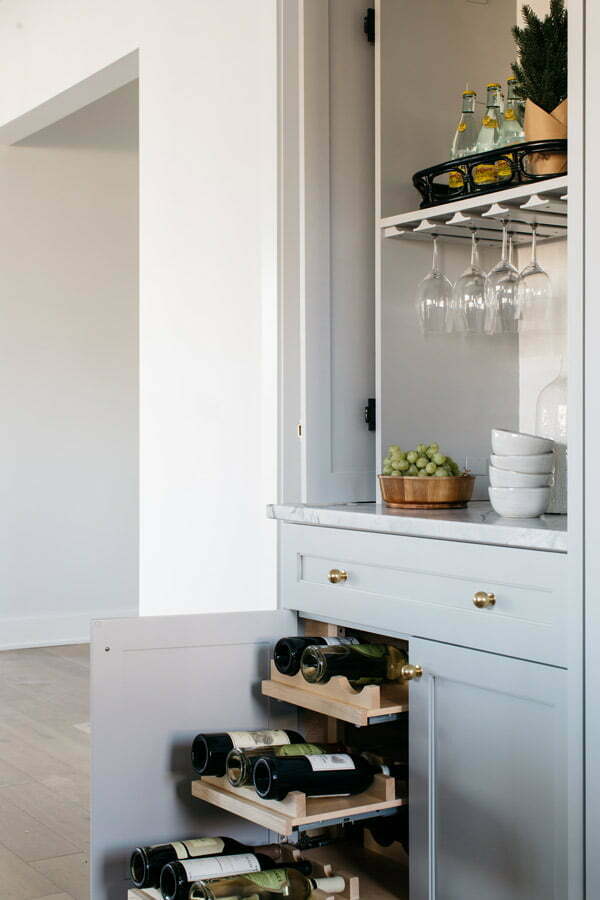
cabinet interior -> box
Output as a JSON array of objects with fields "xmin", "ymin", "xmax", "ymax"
[
  {"xmin": 187, "ymin": 616, "xmax": 410, "ymax": 900},
  {"xmin": 376, "ymin": 0, "xmax": 568, "ymax": 500}
]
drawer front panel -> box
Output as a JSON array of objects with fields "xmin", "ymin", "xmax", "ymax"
[{"xmin": 281, "ymin": 524, "xmax": 567, "ymax": 665}]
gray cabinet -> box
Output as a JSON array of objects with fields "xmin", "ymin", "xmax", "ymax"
[{"xmin": 409, "ymin": 638, "xmax": 567, "ymax": 900}]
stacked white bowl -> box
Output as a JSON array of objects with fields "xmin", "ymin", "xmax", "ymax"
[{"xmin": 488, "ymin": 429, "xmax": 555, "ymax": 518}]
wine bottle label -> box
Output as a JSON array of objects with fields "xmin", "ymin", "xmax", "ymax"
[
  {"xmin": 171, "ymin": 837, "xmax": 226, "ymax": 859},
  {"xmin": 227, "ymin": 730, "xmax": 291, "ymax": 750},
  {"xmin": 306, "ymin": 753, "xmax": 355, "ymax": 772},
  {"xmin": 181, "ymin": 852, "xmax": 260, "ymax": 880},
  {"xmin": 353, "ymin": 644, "xmax": 386, "ymax": 659},
  {"xmin": 322, "ymin": 636, "xmax": 360, "ymax": 646},
  {"xmin": 276, "ymin": 742, "xmax": 323, "ymax": 757},
  {"xmin": 245, "ymin": 869, "xmax": 289, "ymax": 891}
]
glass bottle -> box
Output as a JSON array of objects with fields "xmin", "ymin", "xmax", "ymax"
[
  {"xmin": 474, "ymin": 82, "xmax": 502, "ymax": 185},
  {"xmin": 499, "ymin": 78, "xmax": 525, "ymax": 145},
  {"xmin": 535, "ymin": 357, "xmax": 567, "ymax": 514},
  {"xmin": 451, "ymin": 88, "xmax": 478, "ymax": 159},
  {"xmin": 300, "ymin": 643, "xmax": 409, "ymax": 687},
  {"xmin": 189, "ymin": 868, "xmax": 346, "ymax": 900}
]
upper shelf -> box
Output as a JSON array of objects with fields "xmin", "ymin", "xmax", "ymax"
[{"xmin": 381, "ymin": 176, "xmax": 567, "ymax": 246}]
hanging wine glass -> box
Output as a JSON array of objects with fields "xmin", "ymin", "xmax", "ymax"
[
  {"xmin": 452, "ymin": 231, "xmax": 486, "ymax": 333},
  {"xmin": 518, "ymin": 222, "xmax": 552, "ymax": 328},
  {"xmin": 485, "ymin": 222, "xmax": 520, "ymax": 334},
  {"xmin": 415, "ymin": 235, "xmax": 452, "ymax": 334}
]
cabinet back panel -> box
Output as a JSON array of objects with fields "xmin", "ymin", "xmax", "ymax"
[{"xmin": 379, "ymin": 0, "xmax": 518, "ymax": 217}]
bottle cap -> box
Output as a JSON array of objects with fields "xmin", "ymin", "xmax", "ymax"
[
  {"xmin": 507, "ymin": 76, "xmax": 517, "ymax": 83},
  {"xmin": 462, "ymin": 90, "xmax": 476, "ymax": 96},
  {"xmin": 487, "ymin": 82, "xmax": 501, "ymax": 89},
  {"xmin": 312, "ymin": 876, "xmax": 346, "ymax": 894}
]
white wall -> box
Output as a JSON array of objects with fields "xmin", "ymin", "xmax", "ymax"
[
  {"xmin": 0, "ymin": 1, "xmax": 278, "ymax": 617},
  {"xmin": 0, "ymin": 83, "xmax": 139, "ymax": 649}
]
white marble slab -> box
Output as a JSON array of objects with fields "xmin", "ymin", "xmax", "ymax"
[{"xmin": 268, "ymin": 501, "xmax": 567, "ymax": 553}]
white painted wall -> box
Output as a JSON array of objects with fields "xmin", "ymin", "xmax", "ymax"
[
  {"xmin": 0, "ymin": 83, "xmax": 139, "ymax": 649},
  {"xmin": 0, "ymin": 1, "xmax": 278, "ymax": 618}
]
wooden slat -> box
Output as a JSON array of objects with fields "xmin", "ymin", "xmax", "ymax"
[
  {"xmin": 128, "ymin": 890, "xmax": 161, "ymax": 900},
  {"xmin": 262, "ymin": 662, "xmax": 408, "ymax": 727},
  {"xmin": 191, "ymin": 775, "xmax": 405, "ymax": 837}
]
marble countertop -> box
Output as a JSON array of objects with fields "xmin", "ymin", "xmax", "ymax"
[{"xmin": 268, "ymin": 501, "xmax": 567, "ymax": 553}]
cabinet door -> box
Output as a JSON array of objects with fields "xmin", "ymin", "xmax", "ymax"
[
  {"xmin": 91, "ymin": 609, "xmax": 297, "ymax": 900},
  {"xmin": 409, "ymin": 639, "xmax": 567, "ymax": 900},
  {"xmin": 281, "ymin": 0, "xmax": 375, "ymax": 504}
]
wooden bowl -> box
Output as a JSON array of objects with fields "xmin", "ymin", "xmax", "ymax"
[{"xmin": 378, "ymin": 474, "xmax": 476, "ymax": 509}]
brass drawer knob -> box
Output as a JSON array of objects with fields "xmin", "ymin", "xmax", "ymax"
[
  {"xmin": 401, "ymin": 663, "xmax": 423, "ymax": 681},
  {"xmin": 473, "ymin": 590, "xmax": 496, "ymax": 609},
  {"xmin": 328, "ymin": 568, "xmax": 348, "ymax": 584}
]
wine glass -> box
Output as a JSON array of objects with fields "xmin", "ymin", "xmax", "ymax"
[
  {"xmin": 518, "ymin": 223, "xmax": 552, "ymax": 328},
  {"xmin": 452, "ymin": 231, "xmax": 486, "ymax": 333},
  {"xmin": 415, "ymin": 235, "xmax": 452, "ymax": 334},
  {"xmin": 485, "ymin": 226, "xmax": 520, "ymax": 334}
]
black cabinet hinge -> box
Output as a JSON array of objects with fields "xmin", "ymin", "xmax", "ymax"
[
  {"xmin": 364, "ymin": 8, "xmax": 375, "ymax": 43},
  {"xmin": 364, "ymin": 398, "xmax": 376, "ymax": 431}
]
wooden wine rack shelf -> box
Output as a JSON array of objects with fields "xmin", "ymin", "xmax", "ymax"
[
  {"xmin": 261, "ymin": 662, "xmax": 408, "ymax": 727},
  {"xmin": 128, "ymin": 890, "xmax": 161, "ymax": 900},
  {"xmin": 191, "ymin": 772, "xmax": 405, "ymax": 837}
]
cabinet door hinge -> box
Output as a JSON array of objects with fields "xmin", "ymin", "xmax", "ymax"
[
  {"xmin": 363, "ymin": 8, "xmax": 375, "ymax": 43},
  {"xmin": 364, "ymin": 398, "xmax": 376, "ymax": 431}
]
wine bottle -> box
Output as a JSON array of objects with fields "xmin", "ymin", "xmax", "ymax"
[
  {"xmin": 188, "ymin": 868, "xmax": 345, "ymax": 900},
  {"xmin": 226, "ymin": 742, "xmax": 345, "ymax": 787},
  {"xmin": 365, "ymin": 807, "xmax": 409, "ymax": 853},
  {"xmin": 129, "ymin": 836, "xmax": 249, "ymax": 889},
  {"xmin": 191, "ymin": 729, "xmax": 304, "ymax": 776},
  {"xmin": 300, "ymin": 643, "xmax": 408, "ymax": 688},
  {"xmin": 274, "ymin": 635, "xmax": 359, "ymax": 676},
  {"xmin": 253, "ymin": 752, "xmax": 398, "ymax": 801},
  {"xmin": 160, "ymin": 853, "xmax": 312, "ymax": 900}
]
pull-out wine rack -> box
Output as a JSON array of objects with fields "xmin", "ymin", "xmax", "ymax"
[
  {"xmin": 189, "ymin": 618, "xmax": 410, "ymax": 900},
  {"xmin": 262, "ymin": 662, "xmax": 408, "ymax": 727}
]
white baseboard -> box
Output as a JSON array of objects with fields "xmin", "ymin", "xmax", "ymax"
[{"xmin": 0, "ymin": 607, "xmax": 139, "ymax": 651}]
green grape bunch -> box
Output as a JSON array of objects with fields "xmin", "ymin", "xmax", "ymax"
[{"xmin": 382, "ymin": 443, "xmax": 464, "ymax": 477}]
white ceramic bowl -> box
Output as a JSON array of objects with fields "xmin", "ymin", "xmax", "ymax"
[
  {"xmin": 490, "ymin": 452, "xmax": 555, "ymax": 474},
  {"xmin": 488, "ymin": 465, "xmax": 553, "ymax": 488},
  {"xmin": 489, "ymin": 486, "xmax": 551, "ymax": 518},
  {"xmin": 491, "ymin": 428, "xmax": 554, "ymax": 456}
]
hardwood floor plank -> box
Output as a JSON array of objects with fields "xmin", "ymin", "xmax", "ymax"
[
  {"xmin": 0, "ymin": 792, "xmax": 79, "ymax": 861},
  {"xmin": 1, "ymin": 782, "xmax": 90, "ymax": 851},
  {"xmin": 0, "ymin": 757, "xmax": 30, "ymax": 788},
  {"xmin": 0, "ymin": 844, "xmax": 60, "ymax": 900},
  {"xmin": 32, "ymin": 852, "xmax": 89, "ymax": 900}
]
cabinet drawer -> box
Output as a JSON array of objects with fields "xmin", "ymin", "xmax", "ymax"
[{"xmin": 280, "ymin": 524, "xmax": 567, "ymax": 666}]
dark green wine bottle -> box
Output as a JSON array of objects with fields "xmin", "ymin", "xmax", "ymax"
[
  {"xmin": 274, "ymin": 635, "xmax": 359, "ymax": 676},
  {"xmin": 300, "ymin": 643, "xmax": 409, "ymax": 688},
  {"xmin": 253, "ymin": 752, "xmax": 400, "ymax": 801},
  {"xmin": 129, "ymin": 836, "xmax": 248, "ymax": 888},
  {"xmin": 191, "ymin": 729, "xmax": 304, "ymax": 776}
]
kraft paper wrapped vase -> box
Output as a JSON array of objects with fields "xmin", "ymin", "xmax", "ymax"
[{"xmin": 524, "ymin": 98, "xmax": 567, "ymax": 175}]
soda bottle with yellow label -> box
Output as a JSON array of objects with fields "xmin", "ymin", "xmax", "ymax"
[{"xmin": 474, "ymin": 82, "xmax": 502, "ymax": 185}]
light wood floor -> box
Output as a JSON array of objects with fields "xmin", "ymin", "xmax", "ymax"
[{"xmin": 0, "ymin": 644, "xmax": 90, "ymax": 900}]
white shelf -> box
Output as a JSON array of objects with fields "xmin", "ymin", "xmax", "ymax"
[
  {"xmin": 268, "ymin": 502, "xmax": 567, "ymax": 553},
  {"xmin": 381, "ymin": 177, "xmax": 567, "ymax": 246}
]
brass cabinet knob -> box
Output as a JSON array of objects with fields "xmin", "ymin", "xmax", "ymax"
[
  {"xmin": 401, "ymin": 663, "xmax": 423, "ymax": 681},
  {"xmin": 473, "ymin": 590, "xmax": 496, "ymax": 609},
  {"xmin": 328, "ymin": 568, "xmax": 348, "ymax": 584}
]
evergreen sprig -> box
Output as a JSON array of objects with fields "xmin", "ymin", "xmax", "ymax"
[{"xmin": 511, "ymin": 0, "xmax": 567, "ymax": 113}]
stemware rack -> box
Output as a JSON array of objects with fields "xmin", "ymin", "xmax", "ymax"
[{"xmin": 381, "ymin": 177, "xmax": 567, "ymax": 247}]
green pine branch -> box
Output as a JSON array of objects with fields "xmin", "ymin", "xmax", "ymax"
[{"xmin": 511, "ymin": 0, "xmax": 567, "ymax": 113}]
